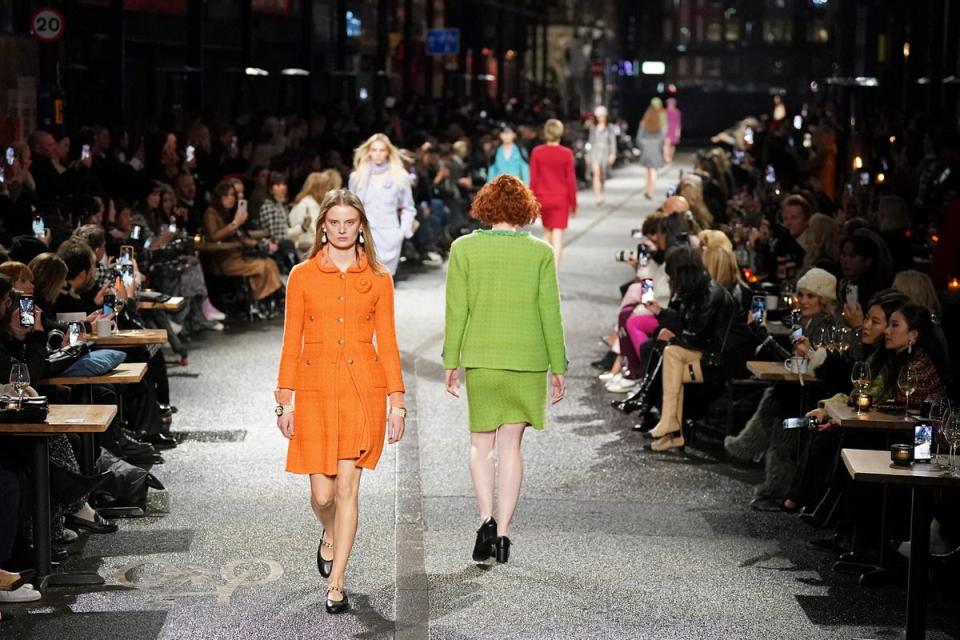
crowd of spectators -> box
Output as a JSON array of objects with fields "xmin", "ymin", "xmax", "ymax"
[{"xmin": 594, "ymin": 97, "xmax": 960, "ymax": 588}]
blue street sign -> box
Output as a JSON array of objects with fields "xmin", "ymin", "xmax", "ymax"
[{"xmin": 426, "ymin": 28, "xmax": 459, "ymax": 55}]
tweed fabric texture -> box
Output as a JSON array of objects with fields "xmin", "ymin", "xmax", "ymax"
[
  {"xmin": 277, "ymin": 246, "xmax": 404, "ymax": 475},
  {"xmin": 465, "ymin": 368, "xmax": 547, "ymax": 432},
  {"xmin": 442, "ymin": 229, "xmax": 567, "ymax": 373}
]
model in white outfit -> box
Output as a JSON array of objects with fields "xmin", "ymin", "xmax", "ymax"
[{"xmin": 348, "ymin": 134, "xmax": 416, "ymax": 275}]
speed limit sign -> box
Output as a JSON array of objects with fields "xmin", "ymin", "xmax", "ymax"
[{"xmin": 31, "ymin": 7, "xmax": 66, "ymax": 44}]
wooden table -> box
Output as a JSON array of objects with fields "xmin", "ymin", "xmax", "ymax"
[
  {"xmin": 41, "ymin": 362, "xmax": 148, "ymax": 386},
  {"xmin": 1, "ymin": 405, "xmax": 117, "ymax": 588},
  {"xmin": 138, "ymin": 295, "xmax": 185, "ymax": 312},
  {"xmin": 747, "ymin": 360, "xmax": 816, "ymax": 383},
  {"xmin": 826, "ymin": 403, "xmax": 917, "ymax": 431},
  {"xmin": 90, "ymin": 328, "xmax": 167, "ymax": 347},
  {"xmin": 842, "ymin": 449, "xmax": 960, "ymax": 640}
]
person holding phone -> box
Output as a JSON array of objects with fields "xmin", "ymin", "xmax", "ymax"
[
  {"xmin": 443, "ymin": 176, "xmax": 567, "ymax": 565},
  {"xmin": 203, "ymin": 181, "xmax": 283, "ymax": 313},
  {"xmin": 275, "ymin": 189, "xmax": 405, "ymax": 614}
]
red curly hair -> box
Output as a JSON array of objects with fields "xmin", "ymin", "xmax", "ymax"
[{"xmin": 470, "ymin": 175, "xmax": 541, "ymax": 226}]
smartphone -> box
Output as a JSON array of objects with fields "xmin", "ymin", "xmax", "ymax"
[
  {"xmin": 120, "ymin": 264, "xmax": 135, "ymax": 288},
  {"xmin": 119, "ymin": 245, "xmax": 134, "ymax": 265},
  {"xmin": 665, "ymin": 186, "xmax": 676, "ymax": 197},
  {"xmin": 734, "ymin": 149, "xmax": 745, "ymax": 163},
  {"xmin": 783, "ymin": 416, "xmax": 817, "ymax": 430},
  {"xmin": 0, "ymin": 164, "xmax": 5, "ymax": 183},
  {"xmin": 637, "ymin": 244, "xmax": 650, "ymax": 267},
  {"xmin": 859, "ymin": 171, "xmax": 870, "ymax": 186},
  {"xmin": 914, "ymin": 424, "xmax": 933, "ymax": 462},
  {"xmin": 790, "ymin": 325, "xmax": 803, "ymax": 344},
  {"xmin": 5, "ymin": 146, "xmax": 14, "ymax": 165},
  {"xmin": 130, "ymin": 224, "xmax": 142, "ymax": 241},
  {"xmin": 640, "ymin": 278, "xmax": 655, "ymax": 304},
  {"xmin": 744, "ymin": 127, "xmax": 754, "ymax": 146},
  {"xmin": 102, "ymin": 294, "xmax": 116, "ymax": 317},
  {"xmin": 32, "ymin": 216, "xmax": 45, "ymax": 239},
  {"xmin": 67, "ymin": 322, "xmax": 83, "ymax": 346},
  {"xmin": 790, "ymin": 309, "xmax": 803, "ymax": 327},
  {"xmin": 238, "ymin": 198, "xmax": 248, "ymax": 215},
  {"xmin": 168, "ymin": 220, "xmax": 178, "ymax": 233},
  {"xmin": 751, "ymin": 296, "xmax": 766, "ymax": 324},
  {"xmin": 18, "ymin": 295, "xmax": 35, "ymax": 328},
  {"xmin": 765, "ymin": 165, "xmax": 777, "ymax": 184},
  {"xmin": 186, "ymin": 145, "xmax": 196, "ymax": 163},
  {"xmin": 845, "ymin": 284, "xmax": 858, "ymax": 307},
  {"xmin": 81, "ymin": 144, "xmax": 91, "ymax": 161}
]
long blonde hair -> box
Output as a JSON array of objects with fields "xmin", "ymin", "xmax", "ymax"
[
  {"xmin": 308, "ymin": 189, "xmax": 389, "ymax": 275},
  {"xmin": 294, "ymin": 169, "xmax": 343, "ymax": 205},
  {"xmin": 351, "ymin": 133, "xmax": 407, "ymax": 188}
]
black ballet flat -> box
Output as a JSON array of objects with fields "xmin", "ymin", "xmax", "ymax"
[
  {"xmin": 495, "ymin": 536, "xmax": 511, "ymax": 564},
  {"xmin": 317, "ymin": 530, "xmax": 333, "ymax": 578},
  {"xmin": 472, "ymin": 517, "xmax": 497, "ymax": 562},
  {"xmin": 325, "ymin": 585, "xmax": 349, "ymax": 614}
]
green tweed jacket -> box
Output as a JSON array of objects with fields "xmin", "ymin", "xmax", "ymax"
[{"xmin": 442, "ymin": 229, "xmax": 568, "ymax": 373}]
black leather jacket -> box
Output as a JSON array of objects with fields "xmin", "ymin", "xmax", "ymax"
[{"xmin": 659, "ymin": 280, "xmax": 734, "ymax": 353}]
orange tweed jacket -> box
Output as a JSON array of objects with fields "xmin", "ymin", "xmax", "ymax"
[{"xmin": 277, "ymin": 248, "xmax": 404, "ymax": 395}]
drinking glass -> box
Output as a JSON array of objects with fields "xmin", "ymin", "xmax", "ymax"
[
  {"xmin": 946, "ymin": 411, "xmax": 960, "ymax": 478},
  {"xmin": 850, "ymin": 361, "xmax": 870, "ymax": 392},
  {"xmin": 9, "ymin": 362, "xmax": 29, "ymax": 405},
  {"xmin": 898, "ymin": 365, "xmax": 918, "ymax": 415},
  {"xmin": 930, "ymin": 400, "xmax": 952, "ymax": 469}
]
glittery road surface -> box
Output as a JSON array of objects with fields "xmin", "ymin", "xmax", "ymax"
[{"xmin": 2, "ymin": 161, "xmax": 957, "ymax": 639}]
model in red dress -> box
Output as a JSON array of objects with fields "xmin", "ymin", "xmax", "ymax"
[{"xmin": 529, "ymin": 118, "xmax": 577, "ymax": 267}]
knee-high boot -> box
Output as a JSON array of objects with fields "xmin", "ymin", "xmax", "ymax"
[{"xmin": 649, "ymin": 347, "xmax": 685, "ymax": 439}]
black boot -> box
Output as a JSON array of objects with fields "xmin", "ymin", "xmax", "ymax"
[
  {"xmin": 495, "ymin": 536, "xmax": 511, "ymax": 564},
  {"xmin": 591, "ymin": 351, "xmax": 617, "ymax": 371},
  {"xmin": 612, "ymin": 376, "xmax": 652, "ymax": 414}
]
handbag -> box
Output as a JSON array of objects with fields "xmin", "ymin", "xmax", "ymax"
[
  {"xmin": 0, "ymin": 395, "xmax": 49, "ymax": 423},
  {"xmin": 701, "ymin": 311, "xmax": 734, "ymax": 371},
  {"xmin": 46, "ymin": 343, "xmax": 91, "ymax": 377}
]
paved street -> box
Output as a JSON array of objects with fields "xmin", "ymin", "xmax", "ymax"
[{"xmin": 2, "ymin": 161, "xmax": 958, "ymax": 640}]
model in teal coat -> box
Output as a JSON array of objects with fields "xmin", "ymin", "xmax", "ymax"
[{"xmin": 486, "ymin": 127, "xmax": 530, "ymax": 184}]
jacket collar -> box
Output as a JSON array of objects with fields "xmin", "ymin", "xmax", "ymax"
[{"xmin": 313, "ymin": 244, "xmax": 369, "ymax": 274}]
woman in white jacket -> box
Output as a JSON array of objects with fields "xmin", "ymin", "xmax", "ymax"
[{"xmin": 287, "ymin": 170, "xmax": 342, "ymax": 259}]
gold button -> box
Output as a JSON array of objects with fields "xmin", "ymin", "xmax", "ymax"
[
  {"xmin": 347, "ymin": 359, "xmax": 354, "ymax": 364},
  {"xmin": 309, "ymin": 315, "xmax": 315, "ymax": 321},
  {"xmin": 340, "ymin": 274, "xmax": 345, "ymax": 279},
  {"xmin": 306, "ymin": 359, "xmax": 311, "ymax": 365},
  {"xmin": 374, "ymin": 355, "xmax": 379, "ymax": 361},
  {"xmin": 338, "ymin": 339, "xmax": 344, "ymax": 345},
  {"xmin": 337, "ymin": 317, "xmax": 343, "ymax": 322},
  {"xmin": 337, "ymin": 296, "xmax": 344, "ymax": 301},
  {"xmin": 365, "ymin": 314, "xmax": 371, "ymax": 320}
]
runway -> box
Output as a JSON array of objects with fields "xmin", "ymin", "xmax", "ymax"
[{"xmin": 2, "ymin": 160, "xmax": 958, "ymax": 639}]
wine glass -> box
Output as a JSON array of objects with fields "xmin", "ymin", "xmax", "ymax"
[
  {"xmin": 929, "ymin": 400, "xmax": 952, "ymax": 469},
  {"xmin": 9, "ymin": 362, "xmax": 29, "ymax": 406},
  {"xmin": 946, "ymin": 410, "xmax": 960, "ymax": 478},
  {"xmin": 810, "ymin": 325, "xmax": 826, "ymax": 350},
  {"xmin": 897, "ymin": 365, "xmax": 918, "ymax": 416},
  {"xmin": 850, "ymin": 361, "xmax": 870, "ymax": 414}
]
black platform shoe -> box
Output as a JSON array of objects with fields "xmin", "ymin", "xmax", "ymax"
[
  {"xmin": 325, "ymin": 585, "xmax": 349, "ymax": 614},
  {"xmin": 612, "ymin": 376, "xmax": 653, "ymax": 414},
  {"xmin": 495, "ymin": 536, "xmax": 511, "ymax": 564},
  {"xmin": 472, "ymin": 517, "xmax": 497, "ymax": 562},
  {"xmin": 317, "ymin": 530, "xmax": 334, "ymax": 578}
]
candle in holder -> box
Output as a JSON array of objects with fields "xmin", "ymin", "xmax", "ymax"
[
  {"xmin": 948, "ymin": 277, "xmax": 960, "ymax": 294},
  {"xmin": 890, "ymin": 444, "xmax": 913, "ymax": 466},
  {"xmin": 856, "ymin": 393, "xmax": 872, "ymax": 412},
  {"xmin": 194, "ymin": 233, "xmax": 202, "ymax": 246}
]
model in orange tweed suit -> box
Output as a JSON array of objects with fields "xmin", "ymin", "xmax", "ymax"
[{"xmin": 274, "ymin": 189, "xmax": 406, "ymax": 615}]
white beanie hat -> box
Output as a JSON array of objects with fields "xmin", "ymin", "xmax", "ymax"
[{"xmin": 796, "ymin": 268, "xmax": 837, "ymax": 302}]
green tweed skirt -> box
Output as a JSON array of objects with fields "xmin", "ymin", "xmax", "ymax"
[{"xmin": 465, "ymin": 368, "xmax": 548, "ymax": 433}]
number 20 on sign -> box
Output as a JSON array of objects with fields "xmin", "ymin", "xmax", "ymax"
[{"xmin": 31, "ymin": 7, "xmax": 66, "ymax": 44}]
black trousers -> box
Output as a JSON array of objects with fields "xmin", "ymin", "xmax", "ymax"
[{"xmin": 0, "ymin": 469, "xmax": 19, "ymax": 562}]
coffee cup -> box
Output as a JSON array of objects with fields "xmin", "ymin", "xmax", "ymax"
[
  {"xmin": 784, "ymin": 357, "xmax": 809, "ymax": 374},
  {"xmin": 95, "ymin": 318, "xmax": 117, "ymax": 338}
]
